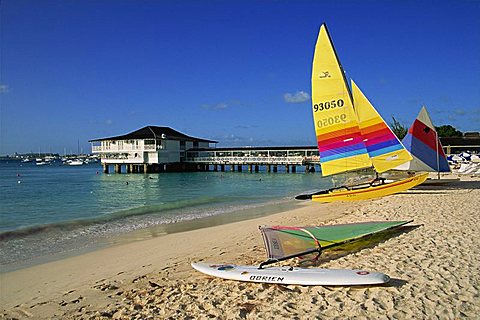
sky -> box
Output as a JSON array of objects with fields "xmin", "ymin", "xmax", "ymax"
[{"xmin": 0, "ymin": 0, "xmax": 479, "ymax": 155}]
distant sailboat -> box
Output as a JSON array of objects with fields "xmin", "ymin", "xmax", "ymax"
[
  {"xmin": 396, "ymin": 106, "xmax": 458, "ymax": 184},
  {"xmin": 296, "ymin": 23, "xmax": 427, "ymax": 202}
]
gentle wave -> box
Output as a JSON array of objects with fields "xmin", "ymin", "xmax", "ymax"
[
  {"xmin": 0, "ymin": 197, "xmax": 293, "ymax": 267},
  {"xmin": 0, "ymin": 195, "xmax": 260, "ymax": 241}
]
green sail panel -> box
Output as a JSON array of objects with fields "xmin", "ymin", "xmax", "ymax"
[{"xmin": 260, "ymin": 220, "xmax": 412, "ymax": 260}]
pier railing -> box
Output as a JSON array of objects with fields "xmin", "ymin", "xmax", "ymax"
[
  {"xmin": 184, "ymin": 147, "xmax": 321, "ymax": 166},
  {"xmin": 187, "ymin": 156, "xmax": 306, "ymax": 165},
  {"xmin": 92, "ymin": 145, "xmax": 156, "ymax": 152}
]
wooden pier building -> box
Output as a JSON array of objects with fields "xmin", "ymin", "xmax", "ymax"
[
  {"xmin": 90, "ymin": 126, "xmax": 321, "ymax": 174},
  {"xmin": 89, "ymin": 126, "xmax": 217, "ymax": 173}
]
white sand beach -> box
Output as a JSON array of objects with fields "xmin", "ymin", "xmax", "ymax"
[{"xmin": 1, "ymin": 175, "xmax": 479, "ymax": 319}]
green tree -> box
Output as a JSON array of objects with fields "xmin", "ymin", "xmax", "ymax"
[
  {"xmin": 389, "ymin": 116, "xmax": 408, "ymax": 140},
  {"xmin": 435, "ymin": 125, "xmax": 462, "ymax": 137}
]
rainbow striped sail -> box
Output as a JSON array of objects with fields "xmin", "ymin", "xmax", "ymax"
[
  {"xmin": 311, "ymin": 24, "xmax": 371, "ymax": 176},
  {"xmin": 400, "ymin": 106, "xmax": 450, "ymax": 172},
  {"xmin": 351, "ymin": 80, "xmax": 412, "ymax": 173},
  {"xmin": 311, "ymin": 24, "xmax": 411, "ymax": 176}
]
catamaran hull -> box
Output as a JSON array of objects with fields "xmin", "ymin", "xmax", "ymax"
[
  {"xmin": 192, "ymin": 262, "xmax": 389, "ymax": 286},
  {"xmin": 312, "ymin": 173, "xmax": 428, "ymax": 203}
]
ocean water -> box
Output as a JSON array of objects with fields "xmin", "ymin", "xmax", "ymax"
[{"xmin": 0, "ymin": 160, "xmax": 334, "ymax": 271}]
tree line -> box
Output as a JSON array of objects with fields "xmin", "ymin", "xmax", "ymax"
[{"xmin": 389, "ymin": 117, "xmax": 463, "ymax": 140}]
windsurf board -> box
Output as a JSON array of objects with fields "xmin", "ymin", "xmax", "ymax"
[{"xmin": 191, "ymin": 262, "xmax": 390, "ymax": 286}]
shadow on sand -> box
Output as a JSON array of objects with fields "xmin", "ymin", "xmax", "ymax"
[
  {"xmin": 295, "ymin": 225, "xmax": 420, "ymax": 267},
  {"xmin": 416, "ymin": 180, "xmax": 480, "ymax": 190},
  {"xmin": 288, "ymin": 226, "xmax": 419, "ymax": 287}
]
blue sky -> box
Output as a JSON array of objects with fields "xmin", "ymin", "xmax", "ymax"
[{"xmin": 1, "ymin": 0, "xmax": 479, "ymax": 155}]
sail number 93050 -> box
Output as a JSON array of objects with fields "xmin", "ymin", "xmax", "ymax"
[
  {"xmin": 317, "ymin": 114, "xmax": 347, "ymax": 128},
  {"xmin": 313, "ymin": 99, "xmax": 344, "ymax": 112}
]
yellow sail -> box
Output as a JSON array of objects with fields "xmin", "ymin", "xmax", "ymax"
[
  {"xmin": 351, "ymin": 80, "xmax": 413, "ymax": 173},
  {"xmin": 312, "ymin": 24, "xmax": 371, "ymax": 176}
]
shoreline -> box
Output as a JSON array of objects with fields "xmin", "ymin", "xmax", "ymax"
[
  {"xmin": 2, "ymin": 176, "xmax": 479, "ymax": 319},
  {"xmin": 1, "ymin": 200, "xmax": 346, "ymax": 315},
  {"xmin": 0, "ymin": 198, "xmax": 300, "ymax": 273}
]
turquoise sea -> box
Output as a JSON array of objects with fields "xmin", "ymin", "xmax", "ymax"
[{"xmin": 0, "ymin": 160, "xmax": 335, "ymax": 271}]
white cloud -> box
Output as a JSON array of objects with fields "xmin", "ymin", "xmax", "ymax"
[
  {"xmin": 283, "ymin": 91, "xmax": 310, "ymax": 104},
  {"xmin": 105, "ymin": 119, "xmax": 113, "ymax": 125},
  {"xmin": 0, "ymin": 84, "xmax": 9, "ymax": 93},
  {"xmin": 234, "ymin": 124, "xmax": 258, "ymax": 129},
  {"xmin": 202, "ymin": 102, "xmax": 228, "ymax": 110}
]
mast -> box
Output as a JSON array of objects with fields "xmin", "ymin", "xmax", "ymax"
[
  {"xmin": 321, "ymin": 23, "xmax": 354, "ymax": 105},
  {"xmin": 435, "ymin": 130, "xmax": 440, "ymax": 179}
]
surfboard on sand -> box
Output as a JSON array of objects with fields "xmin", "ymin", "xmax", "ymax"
[{"xmin": 191, "ymin": 262, "xmax": 390, "ymax": 286}]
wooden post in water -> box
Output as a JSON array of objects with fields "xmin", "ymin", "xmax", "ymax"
[
  {"xmin": 273, "ymin": 165, "xmax": 278, "ymax": 173},
  {"xmin": 248, "ymin": 164, "xmax": 253, "ymax": 172},
  {"xmin": 143, "ymin": 164, "xmax": 148, "ymax": 173},
  {"xmin": 115, "ymin": 164, "xmax": 121, "ymax": 174},
  {"xmin": 267, "ymin": 165, "xmax": 271, "ymax": 173},
  {"xmin": 292, "ymin": 165, "xmax": 296, "ymax": 173},
  {"xmin": 220, "ymin": 164, "xmax": 225, "ymax": 172},
  {"xmin": 286, "ymin": 164, "xmax": 290, "ymax": 173},
  {"xmin": 237, "ymin": 165, "xmax": 243, "ymax": 172},
  {"xmin": 255, "ymin": 165, "xmax": 259, "ymax": 172},
  {"xmin": 103, "ymin": 164, "xmax": 109, "ymax": 174}
]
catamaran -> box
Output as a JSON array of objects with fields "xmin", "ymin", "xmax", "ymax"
[{"xmin": 296, "ymin": 23, "xmax": 427, "ymax": 202}]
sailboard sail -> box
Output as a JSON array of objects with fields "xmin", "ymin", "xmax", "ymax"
[
  {"xmin": 295, "ymin": 23, "xmax": 428, "ymax": 202},
  {"xmin": 259, "ymin": 220, "xmax": 412, "ymax": 268},
  {"xmin": 398, "ymin": 106, "xmax": 450, "ymax": 173}
]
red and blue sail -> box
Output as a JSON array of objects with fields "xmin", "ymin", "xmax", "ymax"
[{"xmin": 401, "ymin": 106, "xmax": 450, "ymax": 172}]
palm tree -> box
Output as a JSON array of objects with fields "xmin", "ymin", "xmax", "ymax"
[{"xmin": 389, "ymin": 116, "xmax": 408, "ymax": 140}]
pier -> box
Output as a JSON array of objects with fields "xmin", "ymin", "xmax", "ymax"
[
  {"xmin": 184, "ymin": 146, "xmax": 320, "ymax": 173},
  {"xmin": 100, "ymin": 146, "xmax": 321, "ymax": 174}
]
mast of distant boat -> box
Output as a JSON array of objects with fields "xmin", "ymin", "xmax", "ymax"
[{"xmin": 435, "ymin": 130, "xmax": 440, "ymax": 179}]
